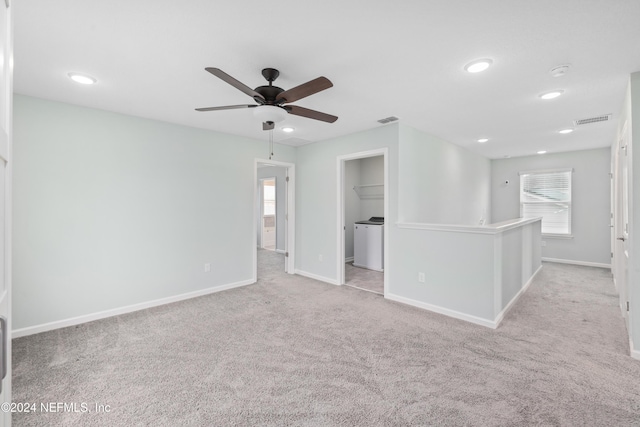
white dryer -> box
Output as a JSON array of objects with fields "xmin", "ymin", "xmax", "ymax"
[{"xmin": 353, "ymin": 217, "xmax": 384, "ymax": 271}]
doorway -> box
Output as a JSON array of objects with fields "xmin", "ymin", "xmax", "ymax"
[
  {"xmin": 259, "ymin": 177, "xmax": 277, "ymax": 251},
  {"xmin": 337, "ymin": 148, "xmax": 389, "ymax": 296},
  {"xmin": 254, "ymin": 159, "xmax": 295, "ymax": 282}
]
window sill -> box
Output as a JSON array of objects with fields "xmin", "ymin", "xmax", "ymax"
[{"xmin": 542, "ymin": 234, "xmax": 574, "ymax": 239}]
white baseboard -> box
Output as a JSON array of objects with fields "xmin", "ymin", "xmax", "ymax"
[
  {"xmin": 353, "ymin": 263, "xmax": 383, "ymax": 272},
  {"xmin": 344, "ymin": 283, "xmax": 383, "ymax": 296},
  {"xmin": 385, "ymin": 293, "xmax": 497, "ymax": 329},
  {"xmin": 294, "ymin": 269, "xmax": 338, "ymax": 285},
  {"xmin": 494, "ymin": 265, "xmax": 543, "ymax": 327},
  {"xmin": 12, "ymin": 278, "xmax": 255, "ymax": 339},
  {"xmin": 345, "ymin": 256, "xmax": 354, "ymax": 263},
  {"xmin": 542, "ymin": 257, "xmax": 611, "ymax": 269},
  {"xmin": 631, "ymin": 340, "xmax": 640, "ymax": 361},
  {"xmin": 385, "ymin": 265, "xmax": 543, "ymax": 330},
  {"xmin": 276, "ymin": 249, "xmax": 286, "ymax": 254}
]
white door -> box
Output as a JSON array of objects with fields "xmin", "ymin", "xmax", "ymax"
[
  {"xmin": 0, "ymin": 0, "xmax": 12, "ymax": 425},
  {"xmin": 614, "ymin": 122, "xmax": 630, "ymax": 329},
  {"xmin": 283, "ymin": 171, "xmax": 289, "ymax": 272}
]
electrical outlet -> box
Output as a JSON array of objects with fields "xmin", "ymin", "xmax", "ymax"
[
  {"xmin": 418, "ymin": 272, "xmax": 425, "ymax": 283},
  {"xmin": 319, "ymin": 254, "xmax": 323, "ymax": 262},
  {"xmin": 204, "ymin": 263, "xmax": 211, "ymax": 272},
  {"xmin": 541, "ymin": 241, "xmax": 546, "ymax": 247}
]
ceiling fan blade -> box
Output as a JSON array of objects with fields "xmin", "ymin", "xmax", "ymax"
[
  {"xmin": 205, "ymin": 67, "xmax": 265, "ymax": 102},
  {"xmin": 262, "ymin": 121, "xmax": 275, "ymax": 131},
  {"xmin": 195, "ymin": 104, "xmax": 257, "ymax": 112},
  {"xmin": 285, "ymin": 105, "xmax": 338, "ymax": 123},
  {"xmin": 276, "ymin": 77, "xmax": 333, "ymax": 104}
]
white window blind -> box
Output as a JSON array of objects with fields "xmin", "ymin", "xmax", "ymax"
[
  {"xmin": 263, "ymin": 181, "xmax": 276, "ymax": 216},
  {"xmin": 520, "ymin": 169, "xmax": 572, "ymax": 235}
]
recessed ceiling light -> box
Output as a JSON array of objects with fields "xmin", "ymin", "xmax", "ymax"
[
  {"xmin": 550, "ymin": 64, "xmax": 571, "ymax": 77},
  {"xmin": 477, "ymin": 138, "xmax": 489, "ymax": 143},
  {"xmin": 68, "ymin": 72, "xmax": 97, "ymax": 85},
  {"xmin": 537, "ymin": 150, "xmax": 547, "ymax": 154},
  {"xmin": 539, "ymin": 90, "xmax": 564, "ymax": 100},
  {"xmin": 558, "ymin": 128, "xmax": 574, "ymax": 134},
  {"xmin": 282, "ymin": 127, "xmax": 294, "ymax": 133},
  {"xmin": 464, "ymin": 59, "xmax": 493, "ymax": 73}
]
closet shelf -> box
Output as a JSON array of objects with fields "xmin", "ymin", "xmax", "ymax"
[{"xmin": 353, "ymin": 184, "xmax": 384, "ymax": 199}]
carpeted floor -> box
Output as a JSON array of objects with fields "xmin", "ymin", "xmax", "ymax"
[
  {"xmin": 12, "ymin": 252, "xmax": 640, "ymax": 426},
  {"xmin": 345, "ymin": 262, "xmax": 384, "ymax": 295}
]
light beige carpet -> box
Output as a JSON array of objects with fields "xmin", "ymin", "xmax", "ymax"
[{"xmin": 12, "ymin": 253, "xmax": 640, "ymax": 426}]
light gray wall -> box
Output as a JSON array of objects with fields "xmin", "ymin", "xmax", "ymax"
[
  {"xmin": 13, "ymin": 95, "xmax": 295, "ymax": 330},
  {"xmin": 388, "ymin": 124, "xmax": 494, "ymax": 316},
  {"xmin": 359, "ymin": 156, "xmax": 384, "ymax": 220},
  {"xmin": 390, "ymin": 220, "xmax": 541, "ymax": 323},
  {"xmin": 398, "ymin": 125, "xmax": 491, "ymax": 225},
  {"xmin": 491, "ymin": 148, "xmax": 611, "ymax": 265},
  {"xmin": 296, "ymin": 121, "xmax": 493, "ymax": 315},
  {"xmin": 257, "ymin": 166, "xmax": 287, "ymax": 251},
  {"xmin": 392, "ymin": 227, "xmax": 496, "ymax": 319},
  {"xmin": 14, "ymin": 96, "xmax": 498, "ymax": 331},
  {"xmin": 344, "ymin": 159, "xmax": 361, "ymax": 259},
  {"xmin": 295, "ymin": 125, "xmax": 400, "ymax": 282}
]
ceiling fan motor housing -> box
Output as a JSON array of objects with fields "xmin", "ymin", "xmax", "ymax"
[{"xmin": 254, "ymin": 85, "xmax": 285, "ymax": 105}]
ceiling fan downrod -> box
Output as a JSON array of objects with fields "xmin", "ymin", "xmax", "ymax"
[{"xmin": 262, "ymin": 68, "xmax": 279, "ymax": 86}]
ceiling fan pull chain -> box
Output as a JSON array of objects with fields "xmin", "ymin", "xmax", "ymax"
[{"xmin": 269, "ymin": 129, "xmax": 274, "ymax": 160}]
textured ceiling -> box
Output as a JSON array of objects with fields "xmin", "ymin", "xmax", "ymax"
[{"xmin": 13, "ymin": 0, "xmax": 640, "ymax": 158}]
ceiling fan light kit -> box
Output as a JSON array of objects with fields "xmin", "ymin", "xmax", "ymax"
[{"xmin": 253, "ymin": 105, "xmax": 287, "ymax": 123}]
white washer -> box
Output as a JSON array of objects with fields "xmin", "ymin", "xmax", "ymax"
[{"xmin": 353, "ymin": 217, "xmax": 384, "ymax": 271}]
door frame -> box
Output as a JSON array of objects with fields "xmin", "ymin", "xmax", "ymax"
[
  {"xmin": 0, "ymin": 0, "xmax": 12, "ymax": 420},
  {"xmin": 253, "ymin": 159, "xmax": 295, "ymax": 280},
  {"xmin": 336, "ymin": 148, "xmax": 389, "ymax": 294}
]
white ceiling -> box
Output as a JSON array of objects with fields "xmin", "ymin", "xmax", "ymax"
[{"xmin": 13, "ymin": 0, "xmax": 640, "ymax": 159}]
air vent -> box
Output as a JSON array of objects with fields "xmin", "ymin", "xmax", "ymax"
[
  {"xmin": 378, "ymin": 116, "xmax": 399, "ymax": 124},
  {"xmin": 574, "ymin": 114, "xmax": 612, "ymax": 126}
]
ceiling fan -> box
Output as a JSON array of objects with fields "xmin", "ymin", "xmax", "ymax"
[{"xmin": 196, "ymin": 67, "xmax": 338, "ymax": 130}]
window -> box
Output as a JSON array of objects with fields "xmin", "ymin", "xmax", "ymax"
[
  {"xmin": 519, "ymin": 169, "xmax": 572, "ymax": 235},
  {"xmin": 262, "ymin": 179, "xmax": 276, "ymax": 216}
]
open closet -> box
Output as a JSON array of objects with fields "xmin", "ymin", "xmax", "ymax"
[{"xmin": 343, "ymin": 155, "xmax": 385, "ymax": 294}]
